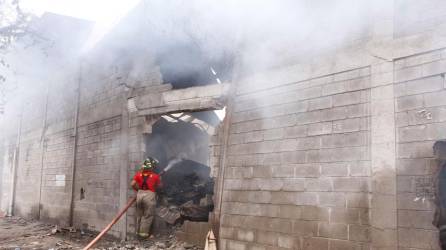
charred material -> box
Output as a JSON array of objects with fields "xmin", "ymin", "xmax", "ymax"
[{"xmin": 157, "ymin": 159, "xmax": 214, "ymax": 224}]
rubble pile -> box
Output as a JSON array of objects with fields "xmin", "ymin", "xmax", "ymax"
[{"xmin": 157, "ymin": 159, "xmax": 214, "ymax": 224}]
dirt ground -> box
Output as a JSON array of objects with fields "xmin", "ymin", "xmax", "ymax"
[{"xmin": 0, "ymin": 216, "xmax": 199, "ymax": 250}]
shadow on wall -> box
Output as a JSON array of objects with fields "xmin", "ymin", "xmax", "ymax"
[{"xmin": 433, "ymin": 140, "xmax": 446, "ymax": 249}]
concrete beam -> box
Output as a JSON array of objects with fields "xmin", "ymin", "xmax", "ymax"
[{"xmin": 134, "ymin": 84, "xmax": 230, "ymax": 116}]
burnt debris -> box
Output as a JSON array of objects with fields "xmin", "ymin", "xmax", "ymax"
[{"xmin": 156, "ymin": 159, "xmax": 214, "ymax": 224}]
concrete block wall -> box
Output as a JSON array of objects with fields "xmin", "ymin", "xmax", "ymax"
[
  {"xmin": 177, "ymin": 221, "xmax": 211, "ymax": 247},
  {"xmin": 14, "ymin": 128, "xmax": 46, "ymax": 218},
  {"xmin": 38, "ymin": 78, "xmax": 78, "ymax": 226},
  {"xmin": 73, "ymin": 116, "xmax": 122, "ymax": 234},
  {"xmin": 220, "ymin": 67, "xmax": 372, "ymax": 250},
  {"xmin": 11, "ymin": 84, "xmax": 48, "ymax": 218},
  {"xmin": 394, "ymin": 49, "xmax": 446, "ymax": 250},
  {"xmin": 39, "ymin": 128, "xmax": 75, "ymax": 225}
]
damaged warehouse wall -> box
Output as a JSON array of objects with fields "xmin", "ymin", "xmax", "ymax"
[
  {"xmin": 4, "ymin": 1, "xmax": 446, "ymax": 249},
  {"xmin": 215, "ymin": 1, "xmax": 446, "ymax": 250}
]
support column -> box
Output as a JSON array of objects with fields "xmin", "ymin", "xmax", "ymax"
[
  {"xmin": 369, "ymin": 1, "xmax": 397, "ymax": 249},
  {"xmin": 119, "ymin": 93, "xmax": 130, "ymax": 240},
  {"xmin": 370, "ymin": 60, "xmax": 397, "ymax": 250}
]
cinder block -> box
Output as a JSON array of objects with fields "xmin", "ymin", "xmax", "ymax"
[
  {"xmin": 281, "ymin": 178, "xmax": 305, "ymax": 191},
  {"xmin": 397, "ymin": 141, "xmax": 434, "ymax": 159},
  {"xmin": 305, "ymin": 178, "xmax": 332, "ymax": 191},
  {"xmin": 320, "ymin": 107, "xmax": 348, "ymax": 122},
  {"xmin": 227, "ymin": 240, "xmax": 248, "ymax": 250},
  {"xmin": 263, "ymin": 128, "xmax": 284, "ymax": 140},
  {"xmin": 397, "ymin": 210, "xmax": 436, "ymax": 230},
  {"xmin": 323, "ymin": 82, "xmax": 347, "ymax": 96},
  {"xmin": 294, "ymin": 164, "xmax": 320, "ymax": 177},
  {"xmin": 400, "ymin": 75, "xmax": 444, "ymax": 96},
  {"xmin": 301, "ymin": 206, "xmax": 330, "ymax": 221},
  {"xmin": 244, "ymin": 131, "xmax": 263, "ymax": 143},
  {"xmin": 296, "ymin": 137, "xmax": 321, "ymax": 150},
  {"xmin": 236, "ymin": 229, "xmax": 255, "ymax": 242},
  {"xmin": 346, "ymin": 77, "xmax": 371, "ymax": 91},
  {"xmin": 396, "ymin": 176, "xmax": 415, "ymax": 193},
  {"xmin": 421, "ymin": 59, "xmax": 446, "ymax": 77},
  {"xmin": 321, "ymin": 162, "xmax": 349, "ymax": 177},
  {"xmin": 277, "ymin": 235, "xmax": 295, "ymax": 249},
  {"xmin": 398, "ymin": 124, "xmax": 428, "ymax": 142},
  {"xmin": 219, "ymin": 227, "xmax": 235, "ymax": 239},
  {"xmin": 346, "ymin": 104, "xmax": 370, "ymax": 118},
  {"xmin": 280, "ymin": 151, "xmax": 307, "ymax": 164},
  {"xmin": 424, "ymin": 90, "xmax": 446, "ymax": 108},
  {"xmin": 284, "ymin": 125, "xmax": 307, "ymax": 138},
  {"xmin": 394, "ymin": 66, "xmax": 423, "ymax": 83},
  {"xmin": 318, "ymin": 223, "xmax": 348, "ymax": 240},
  {"xmin": 247, "ymin": 245, "xmax": 266, "ymax": 250},
  {"xmin": 405, "ymin": 106, "xmax": 446, "ymax": 126},
  {"xmin": 404, "ymin": 51, "xmax": 442, "ymax": 68},
  {"xmin": 333, "ymin": 91, "xmax": 362, "ymax": 107},
  {"xmin": 258, "ymin": 179, "xmax": 284, "ymax": 191},
  {"xmin": 297, "ymin": 111, "xmax": 322, "ymax": 125},
  {"xmin": 248, "ymin": 191, "xmax": 272, "ymax": 204},
  {"xmin": 348, "ymin": 225, "xmax": 370, "ymax": 242},
  {"xmin": 298, "ymin": 87, "xmax": 322, "ymax": 100},
  {"xmin": 271, "ymin": 192, "xmax": 296, "ymax": 205},
  {"xmin": 293, "ymin": 220, "xmax": 318, "ymax": 236},
  {"xmin": 302, "ymin": 237, "xmax": 328, "ymax": 250},
  {"xmin": 395, "ymin": 112, "xmax": 409, "ymax": 127},
  {"xmin": 329, "ymin": 240, "xmax": 362, "ymax": 250},
  {"xmin": 272, "ymin": 166, "xmax": 295, "ymax": 178},
  {"xmin": 398, "ymin": 228, "xmax": 438, "ymax": 249},
  {"xmin": 396, "ymin": 95, "xmax": 424, "ymax": 112},
  {"xmin": 397, "ymin": 193, "xmax": 433, "ymax": 210},
  {"xmin": 332, "ymin": 118, "xmax": 361, "ymax": 133},
  {"xmin": 396, "ymin": 158, "xmax": 432, "ymax": 176},
  {"xmin": 251, "ymin": 166, "xmax": 273, "ymax": 178},
  {"xmin": 333, "ymin": 177, "xmax": 367, "ymax": 192},
  {"xmin": 307, "ymin": 122, "xmax": 332, "ymax": 136},
  {"xmin": 279, "ymin": 205, "xmax": 302, "ymax": 219},
  {"xmin": 349, "ymin": 161, "xmax": 371, "ymax": 177},
  {"xmin": 309, "ymin": 97, "xmax": 333, "ymax": 111},
  {"xmin": 295, "ymin": 192, "xmax": 318, "ymax": 206},
  {"xmin": 346, "ymin": 193, "xmax": 371, "ymax": 208},
  {"xmin": 264, "ymin": 217, "xmax": 293, "ymax": 233},
  {"xmin": 330, "ymin": 208, "xmax": 360, "ymax": 224},
  {"xmin": 318, "ymin": 192, "xmax": 346, "ymax": 207},
  {"xmin": 255, "ymin": 230, "xmax": 277, "ymax": 246}
]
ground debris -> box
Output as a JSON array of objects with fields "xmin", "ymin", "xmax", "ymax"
[
  {"xmin": 91, "ymin": 234, "xmax": 200, "ymax": 250},
  {"xmin": 1, "ymin": 216, "xmax": 200, "ymax": 250}
]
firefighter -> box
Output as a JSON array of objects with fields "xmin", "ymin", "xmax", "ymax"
[{"xmin": 131, "ymin": 157, "xmax": 162, "ymax": 238}]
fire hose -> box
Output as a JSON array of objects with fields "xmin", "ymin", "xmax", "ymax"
[
  {"xmin": 82, "ymin": 158, "xmax": 183, "ymax": 250},
  {"xmin": 82, "ymin": 196, "xmax": 136, "ymax": 250}
]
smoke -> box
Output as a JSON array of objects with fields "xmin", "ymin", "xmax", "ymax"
[
  {"xmin": 131, "ymin": 0, "xmax": 377, "ymax": 75},
  {"xmin": 164, "ymin": 154, "xmax": 186, "ymax": 173}
]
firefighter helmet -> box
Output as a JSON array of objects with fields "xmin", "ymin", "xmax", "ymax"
[{"xmin": 142, "ymin": 157, "xmax": 159, "ymax": 170}]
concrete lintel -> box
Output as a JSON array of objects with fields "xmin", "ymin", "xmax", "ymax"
[{"xmin": 135, "ymin": 84, "xmax": 230, "ymax": 116}]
